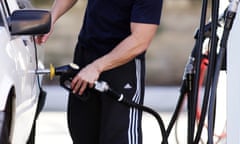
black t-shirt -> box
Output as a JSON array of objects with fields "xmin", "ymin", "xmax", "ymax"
[{"xmin": 78, "ymin": 0, "xmax": 163, "ymax": 57}]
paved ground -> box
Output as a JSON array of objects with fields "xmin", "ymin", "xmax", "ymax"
[
  {"xmin": 35, "ymin": 110, "xmax": 227, "ymax": 144},
  {"xmin": 35, "ymin": 86, "xmax": 187, "ymax": 144},
  {"xmin": 35, "ymin": 111, "xmax": 188, "ymax": 144},
  {"xmin": 35, "ymin": 82, "xmax": 227, "ymax": 144},
  {"xmin": 36, "ymin": 86, "xmax": 186, "ymax": 144}
]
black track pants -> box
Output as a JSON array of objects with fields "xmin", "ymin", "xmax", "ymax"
[{"xmin": 67, "ymin": 44, "xmax": 145, "ymax": 144}]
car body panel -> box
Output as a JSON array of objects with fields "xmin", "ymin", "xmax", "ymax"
[
  {"xmin": 0, "ymin": 18, "xmax": 38, "ymax": 144},
  {"xmin": 0, "ymin": 0, "xmax": 51, "ymax": 143},
  {"xmin": 0, "ymin": 27, "xmax": 15, "ymax": 111},
  {"xmin": 9, "ymin": 37, "xmax": 38, "ymax": 143}
]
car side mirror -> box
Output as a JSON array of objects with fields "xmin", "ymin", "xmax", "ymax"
[{"xmin": 10, "ymin": 9, "xmax": 51, "ymax": 35}]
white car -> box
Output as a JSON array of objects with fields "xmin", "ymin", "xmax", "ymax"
[{"xmin": 0, "ymin": 0, "xmax": 51, "ymax": 143}]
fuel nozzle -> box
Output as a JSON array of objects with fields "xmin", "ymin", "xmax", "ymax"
[
  {"xmin": 36, "ymin": 63, "xmax": 80, "ymax": 80},
  {"xmin": 36, "ymin": 63, "xmax": 92, "ymax": 101}
]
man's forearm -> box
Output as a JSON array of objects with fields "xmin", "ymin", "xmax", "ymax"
[
  {"xmin": 92, "ymin": 23, "xmax": 158, "ymax": 73},
  {"xmin": 51, "ymin": 0, "xmax": 78, "ymax": 24}
]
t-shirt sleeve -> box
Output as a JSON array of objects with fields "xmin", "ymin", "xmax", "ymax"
[{"xmin": 131, "ymin": 0, "xmax": 163, "ymax": 25}]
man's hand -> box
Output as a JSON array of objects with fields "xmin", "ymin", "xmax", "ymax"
[
  {"xmin": 71, "ymin": 63, "xmax": 101, "ymax": 95},
  {"xmin": 35, "ymin": 25, "xmax": 53, "ymax": 44}
]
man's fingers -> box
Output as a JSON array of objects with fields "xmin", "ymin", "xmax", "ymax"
[
  {"xmin": 71, "ymin": 78, "xmax": 81, "ymax": 94},
  {"xmin": 78, "ymin": 82, "xmax": 88, "ymax": 95},
  {"xmin": 89, "ymin": 82, "xmax": 95, "ymax": 88},
  {"xmin": 35, "ymin": 34, "xmax": 49, "ymax": 44},
  {"xmin": 71, "ymin": 76, "xmax": 89, "ymax": 95}
]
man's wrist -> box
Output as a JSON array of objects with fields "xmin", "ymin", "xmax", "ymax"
[{"xmin": 92, "ymin": 60, "xmax": 104, "ymax": 74}]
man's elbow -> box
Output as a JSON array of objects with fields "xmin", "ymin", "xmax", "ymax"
[{"xmin": 132, "ymin": 34, "xmax": 154, "ymax": 53}]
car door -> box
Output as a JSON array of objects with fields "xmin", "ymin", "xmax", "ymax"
[
  {"xmin": 4, "ymin": 0, "xmax": 37, "ymax": 107},
  {"xmin": 1, "ymin": 0, "xmax": 38, "ymax": 142}
]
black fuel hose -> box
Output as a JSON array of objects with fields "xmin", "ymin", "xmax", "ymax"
[
  {"xmin": 208, "ymin": 3, "xmax": 237, "ymax": 144},
  {"xmin": 205, "ymin": 0, "xmax": 220, "ymax": 143},
  {"xmin": 166, "ymin": 87, "xmax": 186, "ymax": 138},
  {"xmin": 93, "ymin": 81, "xmax": 168, "ymax": 144},
  {"xmin": 190, "ymin": 0, "xmax": 221, "ymax": 143},
  {"xmin": 166, "ymin": 41, "xmax": 197, "ymax": 139},
  {"xmin": 187, "ymin": 0, "xmax": 209, "ymax": 143},
  {"xmin": 194, "ymin": 2, "xmax": 219, "ymax": 144}
]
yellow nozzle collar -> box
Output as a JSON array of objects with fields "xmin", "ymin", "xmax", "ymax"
[{"xmin": 49, "ymin": 64, "xmax": 55, "ymax": 80}]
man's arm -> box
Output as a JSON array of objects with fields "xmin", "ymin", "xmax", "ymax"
[
  {"xmin": 94, "ymin": 22, "xmax": 158, "ymax": 72},
  {"xmin": 51, "ymin": 0, "xmax": 78, "ymax": 25},
  {"xmin": 71, "ymin": 22, "xmax": 158, "ymax": 95},
  {"xmin": 36, "ymin": 0, "xmax": 78, "ymax": 44}
]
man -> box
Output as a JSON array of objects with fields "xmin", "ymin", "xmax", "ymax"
[{"xmin": 36, "ymin": 0, "xmax": 163, "ymax": 143}]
